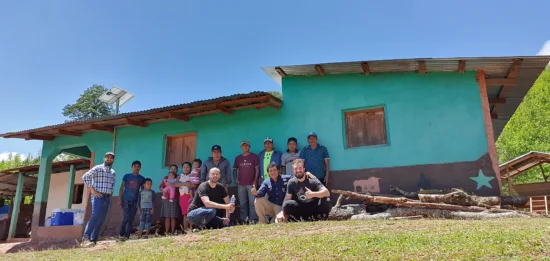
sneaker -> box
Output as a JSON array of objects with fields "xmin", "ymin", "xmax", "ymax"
[
  {"xmin": 161, "ymin": 196, "xmax": 167, "ymax": 200},
  {"xmin": 80, "ymin": 238, "xmax": 95, "ymax": 248},
  {"xmin": 169, "ymin": 199, "xmax": 174, "ymax": 203},
  {"xmin": 116, "ymin": 236, "xmax": 127, "ymax": 242},
  {"xmin": 142, "ymin": 235, "xmax": 149, "ymax": 239}
]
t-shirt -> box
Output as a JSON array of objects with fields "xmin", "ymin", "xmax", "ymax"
[
  {"xmin": 121, "ymin": 174, "xmax": 146, "ymax": 201},
  {"xmin": 281, "ymin": 151, "xmax": 300, "ymax": 176},
  {"xmin": 263, "ymin": 151, "xmax": 273, "ymax": 180},
  {"xmin": 139, "ymin": 189, "xmax": 155, "ymax": 209},
  {"xmin": 234, "ymin": 153, "xmax": 259, "ymax": 185},
  {"xmin": 188, "ymin": 182, "xmax": 228, "ymax": 213},
  {"xmin": 286, "ymin": 177, "xmax": 325, "ymax": 205}
]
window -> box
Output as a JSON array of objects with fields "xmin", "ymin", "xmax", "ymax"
[
  {"xmin": 165, "ymin": 133, "xmax": 197, "ymax": 166},
  {"xmin": 344, "ymin": 107, "xmax": 388, "ymax": 148},
  {"xmin": 72, "ymin": 184, "xmax": 84, "ymax": 204}
]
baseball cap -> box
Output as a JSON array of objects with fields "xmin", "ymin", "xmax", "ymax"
[
  {"xmin": 264, "ymin": 137, "xmax": 273, "ymax": 143},
  {"xmin": 307, "ymin": 132, "xmax": 318, "ymax": 138},
  {"xmin": 105, "ymin": 152, "xmax": 115, "ymax": 157},
  {"xmin": 211, "ymin": 145, "xmax": 222, "ymax": 151},
  {"xmin": 241, "ymin": 140, "xmax": 250, "ymax": 146}
]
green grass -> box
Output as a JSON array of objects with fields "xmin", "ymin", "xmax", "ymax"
[{"xmin": 6, "ymin": 218, "xmax": 550, "ymax": 260}]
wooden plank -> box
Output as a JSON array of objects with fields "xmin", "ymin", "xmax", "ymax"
[
  {"xmin": 56, "ymin": 129, "xmax": 82, "ymax": 137},
  {"xmin": 315, "ymin": 65, "xmax": 325, "ymax": 76},
  {"xmin": 545, "ymin": 196, "xmax": 548, "ymax": 215},
  {"xmin": 485, "ymin": 78, "xmax": 516, "ymax": 86},
  {"xmin": 458, "ymin": 60, "xmax": 465, "ymax": 74},
  {"xmin": 89, "ymin": 124, "xmax": 114, "ymax": 133},
  {"xmin": 540, "ymin": 164, "xmax": 548, "ymax": 182},
  {"xmin": 215, "ymin": 104, "xmax": 232, "ymax": 115},
  {"xmin": 530, "ymin": 197, "xmax": 533, "ymax": 213},
  {"xmin": 25, "ymin": 133, "xmax": 54, "ymax": 141},
  {"xmin": 168, "ymin": 112, "xmax": 189, "ymax": 122},
  {"xmin": 269, "ymin": 97, "xmax": 282, "ymax": 109},
  {"xmin": 275, "ymin": 67, "xmax": 287, "ymax": 77},
  {"xmin": 361, "ymin": 62, "xmax": 371, "ymax": 75},
  {"xmin": 125, "ymin": 118, "xmax": 147, "ymax": 128},
  {"xmin": 507, "ymin": 168, "xmax": 513, "ymax": 196},
  {"xmin": 489, "ymin": 98, "xmax": 506, "ymax": 104},
  {"xmin": 417, "ymin": 61, "xmax": 426, "ymax": 74}
]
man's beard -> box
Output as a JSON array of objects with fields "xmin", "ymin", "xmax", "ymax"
[
  {"xmin": 295, "ymin": 172, "xmax": 305, "ymax": 179},
  {"xmin": 210, "ymin": 177, "xmax": 219, "ymax": 183},
  {"xmin": 105, "ymin": 162, "xmax": 113, "ymax": 167}
]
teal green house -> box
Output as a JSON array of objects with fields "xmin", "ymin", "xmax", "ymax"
[{"xmin": 2, "ymin": 55, "xmax": 549, "ymax": 240}]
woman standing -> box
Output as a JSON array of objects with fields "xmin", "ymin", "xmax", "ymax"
[
  {"xmin": 178, "ymin": 162, "xmax": 200, "ymax": 231},
  {"xmin": 159, "ymin": 165, "xmax": 180, "ymax": 235},
  {"xmin": 281, "ymin": 137, "xmax": 301, "ymax": 176}
]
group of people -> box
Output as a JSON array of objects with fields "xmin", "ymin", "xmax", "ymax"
[{"xmin": 79, "ymin": 132, "xmax": 332, "ymax": 247}]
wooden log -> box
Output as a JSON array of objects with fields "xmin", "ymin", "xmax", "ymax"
[
  {"xmin": 389, "ymin": 185, "xmax": 418, "ymax": 199},
  {"xmin": 500, "ymin": 196, "xmax": 529, "ymax": 206},
  {"xmin": 335, "ymin": 194, "xmax": 345, "ymax": 208},
  {"xmin": 328, "ymin": 204, "xmax": 366, "ymax": 221},
  {"xmin": 332, "ymin": 189, "xmax": 489, "ymax": 212},
  {"xmin": 350, "ymin": 207, "xmax": 532, "ymax": 220},
  {"xmin": 418, "ymin": 189, "xmax": 501, "ymax": 207}
]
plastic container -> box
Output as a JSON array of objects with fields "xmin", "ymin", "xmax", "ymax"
[{"xmin": 50, "ymin": 211, "xmax": 74, "ymax": 226}]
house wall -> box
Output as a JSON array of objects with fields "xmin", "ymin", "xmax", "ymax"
[
  {"xmin": 44, "ymin": 169, "xmax": 88, "ymax": 217},
  {"xmin": 37, "ymin": 71, "xmax": 500, "ymax": 236}
]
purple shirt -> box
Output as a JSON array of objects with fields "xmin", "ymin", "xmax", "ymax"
[{"xmin": 234, "ymin": 153, "xmax": 259, "ymax": 185}]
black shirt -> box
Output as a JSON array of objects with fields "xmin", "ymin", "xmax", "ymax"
[
  {"xmin": 188, "ymin": 182, "xmax": 228, "ymax": 213},
  {"xmin": 286, "ymin": 177, "xmax": 324, "ymax": 205}
]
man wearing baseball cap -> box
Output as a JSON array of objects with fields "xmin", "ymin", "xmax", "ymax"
[
  {"xmin": 258, "ymin": 137, "xmax": 283, "ymax": 184},
  {"xmin": 81, "ymin": 152, "xmax": 116, "ymax": 247},
  {"xmin": 232, "ymin": 140, "xmax": 260, "ymax": 223},
  {"xmin": 200, "ymin": 145, "xmax": 232, "ymax": 192},
  {"xmin": 300, "ymin": 132, "xmax": 331, "ymax": 187}
]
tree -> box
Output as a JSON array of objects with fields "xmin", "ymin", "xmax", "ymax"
[
  {"xmin": 62, "ymin": 85, "xmax": 115, "ymax": 121},
  {"xmin": 496, "ymin": 66, "xmax": 550, "ymax": 184},
  {"xmin": 0, "ymin": 152, "xmax": 41, "ymax": 171},
  {"xmin": 268, "ymin": 91, "xmax": 283, "ymax": 100}
]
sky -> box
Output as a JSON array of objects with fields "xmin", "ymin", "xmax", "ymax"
[{"xmin": 1, "ymin": 0, "xmax": 549, "ymax": 159}]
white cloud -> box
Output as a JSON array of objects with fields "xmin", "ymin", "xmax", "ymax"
[
  {"xmin": 537, "ymin": 40, "xmax": 550, "ymax": 55},
  {"xmin": 0, "ymin": 152, "xmax": 27, "ymax": 161}
]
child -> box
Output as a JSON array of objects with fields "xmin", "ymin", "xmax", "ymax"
[
  {"xmin": 193, "ymin": 158, "xmax": 202, "ymax": 170},
  {"xmin": 162, "ymin": 172, "xmax": 177, "ymax": 202},
  {"xmin": 138, "ymin": 178, "xmax": 155, "ymax": 239}
]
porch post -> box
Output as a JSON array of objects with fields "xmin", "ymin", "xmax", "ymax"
[
  {"xmin": 31, "ymin": 152, "xmax": 57, "ymax": 241},
  {"xmin": 66, "ymin": 164, "xmax": 76, "ymax": 209},
  {"xmin": 506, "ymin": 168, "xmax": 513, "ymax": 196},
  {"xmin": 8, "ymin": 173, "xmax": 24, "ymax": 239}
]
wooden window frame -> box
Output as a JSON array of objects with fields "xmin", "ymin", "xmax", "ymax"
[
  {"xmin": 164, "ymin": 132, "xmax": 198, "ymax": 167},
  {"xmin": 342, "ymin": 105, "xmax": 390, "ymax": 149}
]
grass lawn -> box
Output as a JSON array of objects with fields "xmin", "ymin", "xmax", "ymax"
[{"xmin": 5, "ymin": 218, "xmax": 550, "ymax": 260}]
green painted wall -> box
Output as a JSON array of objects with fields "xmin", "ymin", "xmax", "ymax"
[{"xmin": 40, "ymin": 72, "xmax": 488, "ymax": 196}]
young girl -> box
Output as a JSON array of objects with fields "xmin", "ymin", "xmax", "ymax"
[
  {"xmin": 162, "ymin": 172, "xmax": 178, "ymax": 202},
  {"xmin": 179, "ymin": 162, "xmax": 200, "ymax": 231}
]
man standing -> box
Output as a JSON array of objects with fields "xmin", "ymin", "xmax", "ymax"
[
  {"xmin": 251, "ymin": 163, "xmax": 290, "ymax": 224},
  {"xmin": 233, "ymin": 140, "xmax": 259, "ymax": 223},
  {"xmin": 300, "ymin": 132, "xmax": 331, "ymax": 186},
  {"xmin": 81, "ymin": 152, "xmax": 117, "ymax": 247},
  {"xmin": 117, "ymin": 160, "xmax": 145, "ymax": 241},
  {"xmin": 258, "ymin": 137, "xmax": 282, "ymax": 185},
  {"xmin": 200, "ymin": 145, "xmax": 232, "ymax": 192},
  {"xmin": 276, "ymin": 159, "xmax": 331, "ymax": 222},
  {"xmin": 187, "ymin": 168, "xmax": 235, "ymax": 229},
  {"xmin": 281, "ymin": 137, "xmax": 301, "ymax": 177}
]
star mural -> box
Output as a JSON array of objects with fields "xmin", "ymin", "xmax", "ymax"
[{"xmin": 469, "ymin": 170, "xmax": 495, "ymax": 190}]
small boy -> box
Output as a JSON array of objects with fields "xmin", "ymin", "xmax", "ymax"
[
  {"xmin": 162, "ymin": 172, "xmax": 177, "ymax": 202},
  {"xmin": 138, "ymin": 178, "xmax": 155, "ymax": 239}
]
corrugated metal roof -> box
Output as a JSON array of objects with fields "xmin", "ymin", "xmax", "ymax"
[
  {"xmin": 0, "ymin": 92, "xmax": 281, "ymax": 139},
  {"xmin": 263, "ymin": 56, "xmax": 550, "ymax": 139}
]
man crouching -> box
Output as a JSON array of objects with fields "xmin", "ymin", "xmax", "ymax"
[{"xmin": 276, "ymin": 159, "xmax": 331, "ymax": 222}]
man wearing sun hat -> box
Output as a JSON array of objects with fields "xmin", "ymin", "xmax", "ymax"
[
  {"xmin": 257, "ymin": 137, "xmax": 283, "ymax": 185},
  {"xmin": 233, "ymin": 140, "xmax": 260, "ymax": 223},
  {"xmin": 300, "ymin": 132, "xmax": 331, "ymax": 187}
]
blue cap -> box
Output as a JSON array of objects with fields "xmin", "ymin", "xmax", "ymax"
[{"xmin": 307, "ymin": 132, "xmax": 318, "ymax": 138}]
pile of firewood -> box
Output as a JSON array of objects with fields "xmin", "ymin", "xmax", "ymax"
[{"xmin": 328, "ymin": 187, "xmax": 537, "ymax": 220}]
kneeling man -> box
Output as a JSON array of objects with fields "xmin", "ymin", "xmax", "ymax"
[
  {"xmin": 276, "ymin": 159, "xmax": 331, "ymax": 222},
  {"xmin": 187, "ymin": 168, "xmax": 235, "ymax": 229},
  {"xmin": 251, "ymin": 163, "xmax": 291, "ymax": 224}
]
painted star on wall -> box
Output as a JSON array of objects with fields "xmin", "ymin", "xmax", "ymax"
[{"xmin": 469, "ymin": 170, "xmax": 495, "ymax": 190}]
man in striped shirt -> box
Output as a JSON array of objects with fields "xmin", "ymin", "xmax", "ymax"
[{"xmin": 81, "ymin": 152, "xmax": 116, "ymax": 247}]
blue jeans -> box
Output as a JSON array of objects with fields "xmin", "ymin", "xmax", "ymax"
[
  {"xmin": 83, "ymin": 195, "xmax": 111, "ymax": 242},
  {"xmin": 139, "ymin": 208, "xmax": 153, "ymax": 230},
  {"xmin": 187, "ymin": 207, "xmax": 224, "ymax": 229},
  {"xmin": 238, "ymin": 185, "xmax": 258, "ymax": 222},
  {"xmin": 119, "ymin": 200, "xmax": 138, "ymax": 237}
]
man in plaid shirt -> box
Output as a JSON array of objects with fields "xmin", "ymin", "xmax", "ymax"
[{"xmin": 81, "ymin": 152, "xmax": 116, "ymax": 247}]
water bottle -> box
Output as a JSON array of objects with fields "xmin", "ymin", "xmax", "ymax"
[{"xmin": 229, "ymin": 195, "xmax": 236, "ymax": 213}]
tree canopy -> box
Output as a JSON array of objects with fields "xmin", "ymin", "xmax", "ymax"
[
  {"xmin": 62, "ymin": 85, "xmax": 115, "ymax": 121},
  {"xmin": 496, "ymin": 66, "xmax": 550, "ymax": 184}
]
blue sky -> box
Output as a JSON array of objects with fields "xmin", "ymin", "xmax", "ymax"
[{"xmin": 1, "ymin": 0, "xmax": 549, "ymax": 159}]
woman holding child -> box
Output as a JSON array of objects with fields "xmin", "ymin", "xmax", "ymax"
[{"xmin": 179, "ymin": 161, "xmax": 201, "ymax": 230}]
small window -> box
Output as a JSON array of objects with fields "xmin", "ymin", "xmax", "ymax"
[
  {"xmin": 344, "ymin": 107, "xmax": 388, "ymax": 148},
  {"xmin": 165, "ymin": 133, "xmax": 197, "ymax": 166},
  {"xmin": 72, "ymin": 184, "xmax": 84, "ymax": 204}
]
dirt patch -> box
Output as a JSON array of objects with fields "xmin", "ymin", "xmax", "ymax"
[
  {"xmin": 173, "ymin": 234, "xmax": 203, "ymax": 243},
  {"xmin": 0, "ymin": 239, "xmax": 79, "ymax": 254}
]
